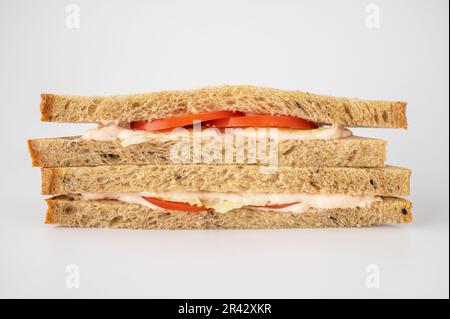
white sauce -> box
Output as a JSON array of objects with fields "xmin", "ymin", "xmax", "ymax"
[
  {"xmin": 81, "ymin": 122, "xmax": 352, "ymax": 147},
  {"xmin": 75, "ymin": 192, "xmax": 381, "ymax": 214}
]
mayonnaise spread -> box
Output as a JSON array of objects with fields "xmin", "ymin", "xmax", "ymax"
[
  {"xmin": 73, "ymin": 191, "xmax": 381, "ymax": 214},
  {"xmin": 81, "ymin": 122, "xmax": 352, "ymax": 147}
]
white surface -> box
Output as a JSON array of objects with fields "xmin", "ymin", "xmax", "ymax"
[{"xmin": 0, "ymin": 0, "xmax": 448, "ymax": 298}]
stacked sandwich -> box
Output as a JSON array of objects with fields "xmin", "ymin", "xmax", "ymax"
[{"xmin": 29, "ymin": 85, "xmax": 412, "ymax": 229}]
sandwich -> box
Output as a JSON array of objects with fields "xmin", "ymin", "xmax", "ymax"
[{"xmin": 29, "ymin": 85, "xmax": 412, "ymax": 229}]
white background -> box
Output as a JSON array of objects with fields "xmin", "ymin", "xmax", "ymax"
[{"xmin": 0, "ymin": 0, "xmax": 448, "ymax": 298}]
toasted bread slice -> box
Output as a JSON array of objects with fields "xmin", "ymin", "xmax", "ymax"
[
  {"xmin": 41, "ymin": 165, "xmax": 411, "ymax": 196},
  {"xmin": 45, "ymin": 196, "xmax": 412, "ymax": 229},
  {"xmin": 28, "ymin": 136, "xmax": 387, "ymax": 168},
  {"xmin": 40, "ymin": 85, "xmax": 408, "ymax": 128}
]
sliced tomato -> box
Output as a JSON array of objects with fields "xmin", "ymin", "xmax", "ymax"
[
  {"xmin": 204, "ymin": 115, "xmax": 317, "ymax": 130},
  {"xmin": 143, "ymin": 196, "xmax": 207, "ymax": 212},
  {"xmin": 250, "ymin": 202, "xmax": 300, "ymax": 209},
  {"xmin": 131, "ymin": 111, "xmax": 244, "ymax": 132},
  {"xmin": 264, "ymin": 202, "xmax": 300, "ymax": 209}
]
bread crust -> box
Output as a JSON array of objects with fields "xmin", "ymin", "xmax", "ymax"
[
  {"xmin": 40, "ymin": 93, "xmax": 53, "ymax": 121},
  {"xmin": 45, "ymin": 196, "xmax": 412, "ymax": 229},
  {"xmin": 27, "ymin": 139, "xmax": 40, "ymax": 167},
  {"xmin": 41, "ymin": 164, "xmax": 411, "ymax": 196},
  {"xmin": 28, "ymin": 136, "xmax": 387, "ymax": 168},
  {"xmin": 40, "ymin": 85, "xmax": 408, "ymax": 128}
]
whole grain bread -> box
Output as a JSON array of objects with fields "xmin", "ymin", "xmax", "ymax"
[
  {"xmin": 45, "ymin": 196, "xmax": 412, "ymax": 229},
  {"xmin": 40, "ymin": 85, "xmax": 408, "ymax": 128},
  {"xmin": 28, "ymin": 136, "xmax": 387, "ymax": 168},
  {"xmin": 41, "ymin": 164, "xmax": 411, "ymax": 196}
]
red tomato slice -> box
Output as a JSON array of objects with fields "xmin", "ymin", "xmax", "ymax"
[
  {"xmin": 131, "ymin": 111, "xmax": 244, "ymax": 132},
  {"xmin": 249, "ymin": 202, "xmax": 300, "ymax": 209},
  {"xmin": 263, "ymin": 202, "xmax": 300, "ymax": 209},
  {"xmin": 143, "ymin": 197, "xmax": 207, "ymax": 212},
  {"xmin": 204, "ymin": 115, "xmax": 317, "ymax": 129}
]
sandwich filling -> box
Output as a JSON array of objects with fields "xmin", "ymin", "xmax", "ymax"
[
  {"xmin": 81, "ymin": 112, "xmax": 352, "ymax": 147},
  {"xmin": 72, "ymin": 192, "xmax": 381, "ymax": 214}
]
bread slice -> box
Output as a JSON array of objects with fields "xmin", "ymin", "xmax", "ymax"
[
  {"xmin": 28, "ymin": 136, "xmax": 387, "ymax": 168},
  {"xmin": 45, "ymin": 196, "xmax": 412, "ymax": 229},
  {"xmin": 40, "ymin": 85, "xmax": 408, "ymax": 128},
  {"xmin": 41, "ymin": 164, "xmax": 411, "ymax": 196}
]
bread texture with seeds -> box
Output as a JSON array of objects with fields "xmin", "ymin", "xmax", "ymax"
[
  {"xmin": 41, "ymin": 164, "xmax": 411, "ymax": 196},
  {"xmin": 45, "ymin": 196, "xmax": 412, "ymax": 229},
  {"xmin": 28, "ymin": 136, "xmax": 387, "ymax": 168},
  {"xmin": 40, "ymin": 85, "xmax": 408, "ymax": 128}
]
